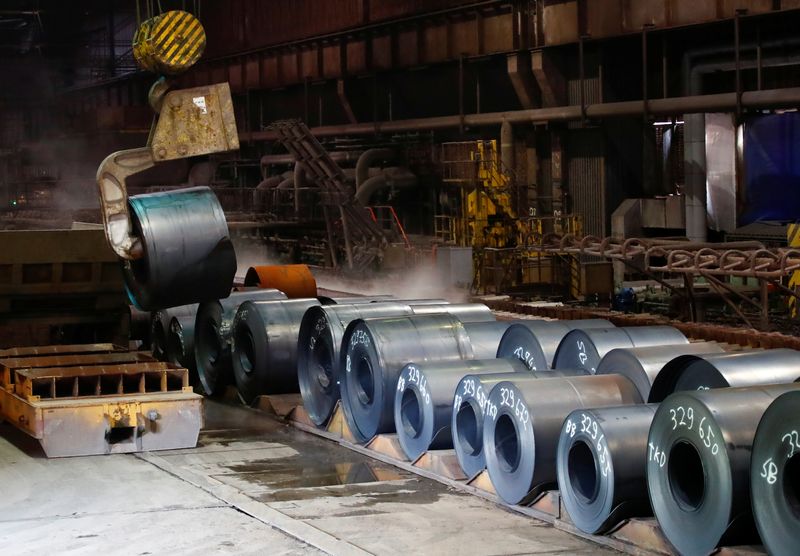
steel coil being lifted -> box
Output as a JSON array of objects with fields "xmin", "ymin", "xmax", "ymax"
[
  {"xmin": 297, "ymin": 302, "xmax": 491, "ymax": 427},
  {"xmin": 750, "ymin": 390, "xmax": 800, "ymax": 556},
  {"xmin": 647, "ymin": 384, "xmax": 800, "ymax": 555},
  {"xmin": 194, "ymin": 288, "xmax": 287, "ymax": 396},
  {"xmin": 151, "ymin": 304, "xmax": 198, "ymax": 362},
  {"xmin": 340, "ymin": 311, "xmax": 496, "ymax": 443},
  {"xmin": 596, "ymin": 343, "xmax": 726, "ymax": 401},
  {"xmin": 648, "ymin": 348, "xmax": 800, "ymax": 402},
  {"xmin": 483, "ymin": 374, "xmax": 641, "ymax": 505},
  {"xmin": 495, "ymin": 319, "xmax": 613, "ymax": 371},
  {"xmin": 553, "ymin": 326, "xmax": 688, "ymax": 374},
  {"xmin": 231, "ymin": 298, "xmax": 322, "ymax": 404},
  {"xmin": 557, "ymin": 404, "xmax": 658, "ymax": 534},
  {"xmin": 243, "ymin": 264, "xmax": 318, "ymax": 298},
  {"xmin": 123, "ymin": 188, "xmax": 237, "ymax": 311}
]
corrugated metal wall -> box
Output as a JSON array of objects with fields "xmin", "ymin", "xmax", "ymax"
[{"xmin": 567, "ymin": 129, "xmax": 605, "ymax": 237}]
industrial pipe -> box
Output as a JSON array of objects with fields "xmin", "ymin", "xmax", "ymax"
[
  {"xmin": 553, "ymin": 326, "xmax": 688, "ymax": 374},
  {"xmin": 483, "ymin": 374, "xmax": 641, "ymax": 505},
  {"xmin": 750, "ymin": 390, "xmax": 800, "ymax": 556},
  {"xmin": 647, "ymin": 384, "xmax": 800, "ymax": 555},
  {"xmin": 355, "ymin": 167, "xmax": 418, "ymax": 205},
  {"xmin": 339, "ymin": 310, "xmax": 496, "ymax": 442},
  {"xmin": 243, "ymin": 264, "xmax": 317, "ymax": 298},
  {"xmin": 355, "ymin": 148, "xmax": 394, "ymax": 189},
  {"xmin": 596, "ymin": 343, "xmax": 725, "ymax": 401},
  {"xmin": 557, "ymin": 404, "xmax": 659, "ymax": 534},
  {"xmin": 194, "ymin": 288, "xmax": 287, "ymax": 396},
  {"xmin": 495, "ymin": 319, "xmax": 613, "ymax": 371},
  {"xmin": 123, "ymin": 187, "xmax": 237, "ymax": 311},
  {"xmin": 648, "ymin": 349, "xmax": 800, "ymax": 403},
  {"xmin": 230, "ymin": 298, "xmax": 322, "ymax": 404},
  {"xmin": 297, "ymin": 302, "xmax": 491, "ymax": 427},
  {"xmin": 243, "ymin": 87, "xmax": 800, "ymax": 140}
]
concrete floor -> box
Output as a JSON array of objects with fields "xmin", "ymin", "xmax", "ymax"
[{"xmin": 0, "ymin": 401, "xmax": 617, "ymax": 555}]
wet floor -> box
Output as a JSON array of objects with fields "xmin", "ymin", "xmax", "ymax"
[{"xmin": 0, "ymin": 400, "xmax": 619, "ymax": 555}]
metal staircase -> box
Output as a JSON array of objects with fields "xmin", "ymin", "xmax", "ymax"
[{"xmin": 269, "ymin": 120, "xmax": 387, "ymax": 270}]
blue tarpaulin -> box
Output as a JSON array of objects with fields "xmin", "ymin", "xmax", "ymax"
[{"xmin": 741, "ymin": 113, "xmax": 800, "ymax": 225}]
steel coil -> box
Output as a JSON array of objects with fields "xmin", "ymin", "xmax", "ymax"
[
  {"xmin": 231, "ymin": 298, "xmax": 321, "ymax": 404},
  {"xmin": 647, "ymin": 384, "xmax": 800, "ymax": 555},
  {"xmin": 166, "ymin": 313, "xmax": 197, "ymax": 378},
  {"xmin": 243, "ymin": 264, "xmax": 317, "ymax": 298},
  {"xmin": 596, "ymin": 343, "xmax": 725, "ymax": 401},
  {"xmin": 483, "ymin": 374, "xmax": 641, "ymax": 504},
  {"xmin": 194, "ymin": 288, "xmax": 287, "ymax": 396},
  {"xmin": 151, "ymin": 304, "xmax": 198, "ymax": 361},
  {"xmin": 557, "ymin": 404, "xmax": 658, "ymax": 534},
  {"xmin": 648, "ymin": 348, "xmax": 800, "ymax": 403},
  {"xmin": 496, "ymin": 319, "xmax": 613, "ymax": 371},
  {"xmin": 750, "ymin": 390, "xmax": 800, "ymax": 556},
  {"xmin": 297, "ymin": 302, "xmax": 490, "ymax": 427},
  {"xmin": 340, "ymin": 311, "xmax": 496, "ymax": 442},
  {"xmin": 123, "ymin": 187, "xmax": 237, "ymax": 311},
  {"xmin": 553, "ymin": 326, "xmax": 688, "ymax": 374},
  {"xmin": 129, "ymin": 305, "xmax": 152, "ymax": 347}
]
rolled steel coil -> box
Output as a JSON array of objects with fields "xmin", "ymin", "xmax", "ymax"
[
  {"xmin": 166, "ymin": 313, "xmax": 197, "ymax": 378},
  {"xmin": 751, "ymin": 390, "xmax": 800, "ymax": 556},
  {"xmin": 297, "ymin": 302, "xmax": 491, "ymax": 427},
  {"xmin": 340, "ymin": 311, "xmax": 496, "ymax": 442},
  {"xmin": 123, "ymin": 187, "xmax": 236, "ymax": 311},
  {"xmin": 231, "ymin": 298, "xmax": 321, "ymax": 404},
  {"xmin": 557, "ymin": 404, "xmax": 658, "ymax": 534},
  {"xmin": 194, "ymin": 288, "xmax": 287, "ymax": 396},
  {"xmin": 496, "ymin": 319, "xmax": 613, "ymax": 371},
  {"xmin": 243, "ymin": 264, "xmax": 317, "ymax": 298},
  {"xmin": 648, "ymin": 348, "xmax": 800, "ymax": 403},
  {"xmin": 398, "ymin": 359, "xmax": 586, "ymax": 464},
  {"xmin": 483, "ymin": 374, "xmax": 641, "ymax": 505},
  {"xmin": 151, "ymin": 304, "xmax": 198, "ymax": 362},
  {"xmin": 647, "ymin": 384, "xmax": 800, "ymax": 555},
  {"xmin": 553, "ymin": 326, "xmax": 688, "ymax": 374},
  {"xmin": 596, "ymin": 343, "xmax": 725, "ymax": 401}
]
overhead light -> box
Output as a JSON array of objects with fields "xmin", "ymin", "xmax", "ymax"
[{"xmin": 653, "ymin": 120, "xmax": 685, "ymax": 126}]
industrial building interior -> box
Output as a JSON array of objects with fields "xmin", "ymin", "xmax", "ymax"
[{"xmin": 3, "ymin": 1, "xmax": 800, "ymax": 555}]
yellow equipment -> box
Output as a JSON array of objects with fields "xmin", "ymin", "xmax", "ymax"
[{"xmin": 133, "ymin": 10, "xmax": 206, "ymax": 75}]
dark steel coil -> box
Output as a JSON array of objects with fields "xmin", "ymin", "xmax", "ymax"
[
  {"xmin": 231, "ymin": 298, "xmax": 322, "ymax": 404},
  {"xmin": 129, "ymin": 305, "xmax": 152, "ymax": 347},
  {"xmin": 340, "ymin": 311, "xmax": 496, "ymax": 443},
  {"xmin": 297, "ymin": 302, "xmax": 491, "ymax": 427},
  {"xmin": 647, "ymin": 384, "xmax": 800, "ymax": 555},
  {"xmin": 194, "ymin": 288, "xmax": 287, "ymax": 396},
  {"xmin": 166, "ymin": 313, "xmax": 197, "ymax": 378},
  {"xmin": 151, "ymin": 304, "xmax": 198, "ymax": 361},
  {"xmin": 495, "ymin": 319, "xmax": 613, "ymax": 371},
  {"xmin": 751, "ymin": 389, "xmax": 800, "ymax": 556},
  {"xmin": 483, "ymin": 374, "xmax": 641, "ymax": 505},
  {"xmin": 596, "ymin": 343, "xmax": 725, "ymax": 401},
  {"xmin": 123, "ymin": 187, "xmax": 237, "ymax": 311},
  {"xmin": 557, "ymin": 404, "xmax": 658, "ymax": 534},
  {"xmin": 394, "ymin": 359, "xmax": 531, "ymax": 461},
  {"xmin": 553, "ymin": 326, "xmax": 688, "ymax": 374},
  {"xmin": 648, "ymin": 348, "xmax": 800, "ymax": 403}
]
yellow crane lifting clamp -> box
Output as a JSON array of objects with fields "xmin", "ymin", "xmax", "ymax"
[{"xmin": 133, "ymin": 10, "xmax": 206, "ymax": 76}]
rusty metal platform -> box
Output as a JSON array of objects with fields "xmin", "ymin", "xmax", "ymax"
[{"xmin": 0, "ymin": 344, "xmax": 203, "ymax": 457}]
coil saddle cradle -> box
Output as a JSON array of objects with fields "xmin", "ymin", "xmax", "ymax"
[{"xmin": 96, "ymin": 77, "xmax": 239, "ymax": 311}]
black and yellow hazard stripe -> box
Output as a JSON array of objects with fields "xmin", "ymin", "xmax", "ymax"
[
  {"xmin": 788, "ymin": 223, "xmax": 800, "ymax": 316},
  {"xmin": 133, "ymin": 10, "xmax": 206, "ymax": 76}
]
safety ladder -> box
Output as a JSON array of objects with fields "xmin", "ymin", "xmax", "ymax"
[{"xmin": 269, "ymin": 120, "xmax": 388, "ymax": 270}]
